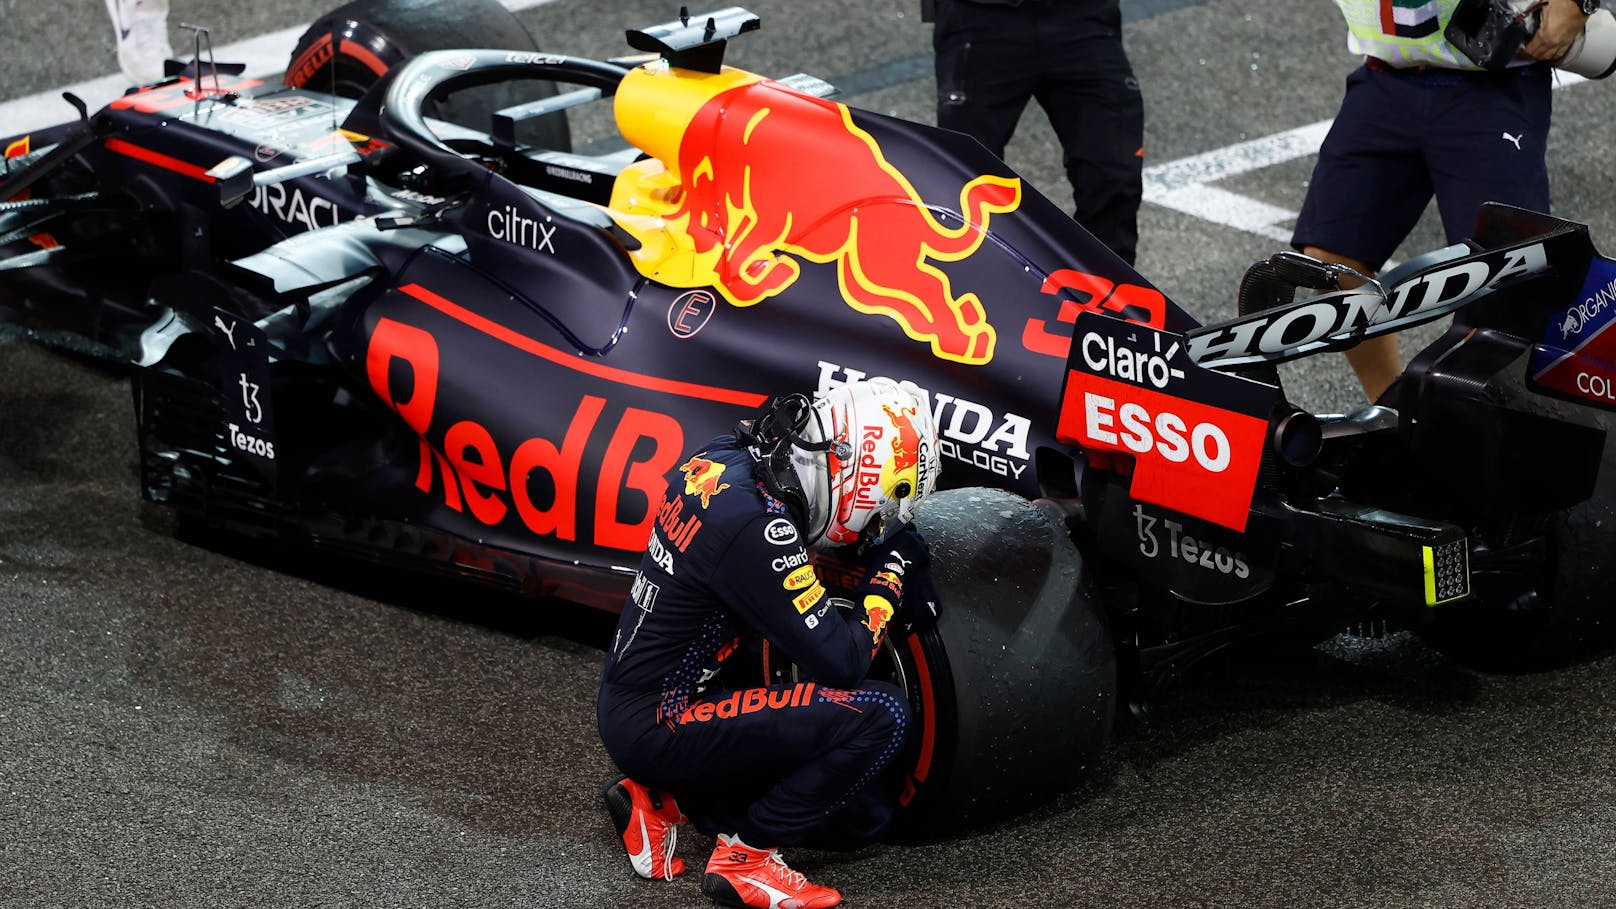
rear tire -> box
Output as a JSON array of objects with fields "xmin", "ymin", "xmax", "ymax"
[
  {"xmin": 889, "ymin": 487, "xmax": 1116, "ymax": 833},
  {"xmin": 285, "ymin": 0, "xmax": 571, "ymax": 150},
  {"xmin": 1423, "ymin": 399, "xmax": 1616, "ymax": 671}
]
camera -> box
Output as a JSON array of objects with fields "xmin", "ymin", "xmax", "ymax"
[{"xmin": 1445, "ymin": 0, "xmax": 1616, "ymax": 78}]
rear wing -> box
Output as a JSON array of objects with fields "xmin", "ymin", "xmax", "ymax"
[{"xmin": 1185, "ymin": 213, "xmax": 1591, "ymax": 371}]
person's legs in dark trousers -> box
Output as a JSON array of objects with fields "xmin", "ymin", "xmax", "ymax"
[
  {"xmin": 933, "ymin": 0, "xmax": 1037, "ymax": 159},
  {"xmin": 1425, "ymin": 65, "xmax": 1553, "ymax": 244},
  {"xmin": 1033, "ymin": 27, "xmax": 1144, "ymax": 264},
  {"xmin": 1292, "ymin": 65, "xmax": 1436, "ymax": 401},
  {"xmin": 934, "ymin": 1, "xmax": 1143, "ymax": 264},
  {"xmin": 604, "ymin": 681, "xmax": 911, "ymax": 849}
]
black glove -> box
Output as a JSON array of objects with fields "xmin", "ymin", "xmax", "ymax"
[{"xmin": 854, "ymin": 527, "xmax": 931, "ymax": 642}]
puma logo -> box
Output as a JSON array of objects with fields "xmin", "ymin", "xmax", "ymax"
[{"xmin": 1502, "ymin": 131, "xmax": 1523, "ymax": 150}]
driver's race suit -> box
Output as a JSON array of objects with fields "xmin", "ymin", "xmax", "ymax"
[{"xmin": 596, "ymin": 436, "xmax": 912, "ymax": 847}]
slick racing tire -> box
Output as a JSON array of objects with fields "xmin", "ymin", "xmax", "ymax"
[
  {"xmin": 286, "ymin": 0, "xmax": 571, "ymax": 151},
  {"xmin": 1424, "ymin": 406, "xmax": 1616, "ymax": 671},
  {"xmin": 888, "ymin": 487, "xmax": 1117, "ymax": 833}
]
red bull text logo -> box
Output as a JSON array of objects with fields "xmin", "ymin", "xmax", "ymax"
[
  {"xmin": 365, "ymin": 312, "xmax": 685, "ymax": 553},
  {"xmin": 677, "ymin": 683, "xmax": 817, "ymax": 724},
  {"xmin": 852, "ymin": 423, "xmax": 887, "ymax": 513},
  {"xmin": 612, "ymin": 69, "xmax": 1022, "ymax": 365},
  {"xmin": 680, "ymin": 456, "xmax": 730, "ymax": 509},
  {"xmin": 849, "ymin": 403, "xmax": 926, "ymax": 514}
]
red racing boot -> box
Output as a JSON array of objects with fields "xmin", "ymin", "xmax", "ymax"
[
  {"xmin": 603, "ymin": 777, "xmax": 686, "ymax": 881},
  {"xmin": 700, "ymin": 834, "xmax": 842, "ymax": 909}
]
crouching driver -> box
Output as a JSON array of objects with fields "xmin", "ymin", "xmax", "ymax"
[{"xmin": 596, "ymin": 378, "xmax": 940, "ymax": 909}]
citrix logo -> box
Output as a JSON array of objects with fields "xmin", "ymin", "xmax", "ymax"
[{"xmin": 487, "ymin": 203, "xmax": 557, "ymax": 253}]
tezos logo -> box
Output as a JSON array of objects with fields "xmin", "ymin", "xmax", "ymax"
[
  {"xmin": 1134, "ymin": 505, "xmax": 1249, "ymax": 578},
  {"xmin": 228, "ymin": 423, "xmax": 275, "ymax": 460},
  {"xmin": 764, "ymin": 518, "xmax": 799, "ymax": 546}
]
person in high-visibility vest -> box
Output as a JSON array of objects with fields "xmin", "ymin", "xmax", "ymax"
[{"xmin": 1293, "ymin": 0, "xmax": 1597, "ymax": 402}]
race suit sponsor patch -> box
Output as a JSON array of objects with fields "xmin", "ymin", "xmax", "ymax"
[
  {"xmin": 680, "ymin": 456, "xmax": 731, "ymax": 508},
  {"xmin": 677, "ymin": 683, "xmax": 817, "ymax": 723}
]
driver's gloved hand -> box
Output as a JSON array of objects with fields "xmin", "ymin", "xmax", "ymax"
[{"xmin": 854, "ymin": 527, "xmax": 931, "ymax": 643}]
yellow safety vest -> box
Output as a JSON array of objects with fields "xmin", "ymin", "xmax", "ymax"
[{"xmin": 1334, "ymin": 0, "xmax": 1480, "ymax": 69}]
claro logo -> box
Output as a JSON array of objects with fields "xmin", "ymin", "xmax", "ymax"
[
  {"xmin": 1081, "ymin": 331, "xmax": 1186, "ymax": 389},
  {"xmin": 365, "ymin": 317, "xmax": 684, "ymax": 551}
]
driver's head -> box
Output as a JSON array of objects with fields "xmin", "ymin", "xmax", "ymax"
[{"xmin": 781, "ymin": 378, "xmax": 940, "ymax": 549}]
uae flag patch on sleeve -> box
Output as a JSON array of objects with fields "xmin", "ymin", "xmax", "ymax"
[{"xmin": 1383, "ymin": 0, "xmax": 1440, "ymax": 38}]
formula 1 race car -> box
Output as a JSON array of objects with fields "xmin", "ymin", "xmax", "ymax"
[{"xmin": 3, "ymin": 1, "xmax": 1614, "ymax": 832}]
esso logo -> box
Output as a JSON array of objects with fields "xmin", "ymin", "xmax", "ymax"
[
  {"xmin": 764, "ymin": 517, "xmax": 799, "ymax": 546},
  {"xmin": 1082, "ymin": 393, "xmax": 1231, "ymax": 473},
  {"xmin": 1080, "ymin": 332, "xmax": 1183, "ymax": 389}
]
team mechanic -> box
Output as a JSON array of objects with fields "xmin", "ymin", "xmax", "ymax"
[{"xmin": 596, "ymin": 378, "xmax": 941, "ymax": 909}]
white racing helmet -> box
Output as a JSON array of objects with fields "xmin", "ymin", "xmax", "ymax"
[{"xmin": 792, "ymin": 378, "xmax": 941, "ymax": 548}]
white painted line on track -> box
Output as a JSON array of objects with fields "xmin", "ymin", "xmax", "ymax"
[
  {"xmin": 0, "ymin": 0, "xmax": 561, "ymax": 137},
  {"xmin": 1143, "ymin": 70, "xmax": 1590, "ymax": 244}
]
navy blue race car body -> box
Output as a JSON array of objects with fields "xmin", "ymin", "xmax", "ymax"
[{"xmin": 4, "ymin": 2, "xmax": 1615, "ymax": 828}]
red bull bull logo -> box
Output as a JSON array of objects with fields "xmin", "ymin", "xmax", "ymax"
[
  {"xmin": 680, "ymin": 455, "xmax": 731, "ymax": 509},
  {"xmin": 883, "ymin": 403, "xmax": 921, "ymax": 476},
  {"xmin": 611, "ymin": 66, "xmax": 1022, "ymax": 366},
  {"xmin": 862, "ymin": 592, "xmax": 896, "ymax": 641}
]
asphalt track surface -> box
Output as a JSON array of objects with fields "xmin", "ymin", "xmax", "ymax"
[{"xmin": 3, "ymin": 1, "xmax": 1616, "ymax": 907}]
